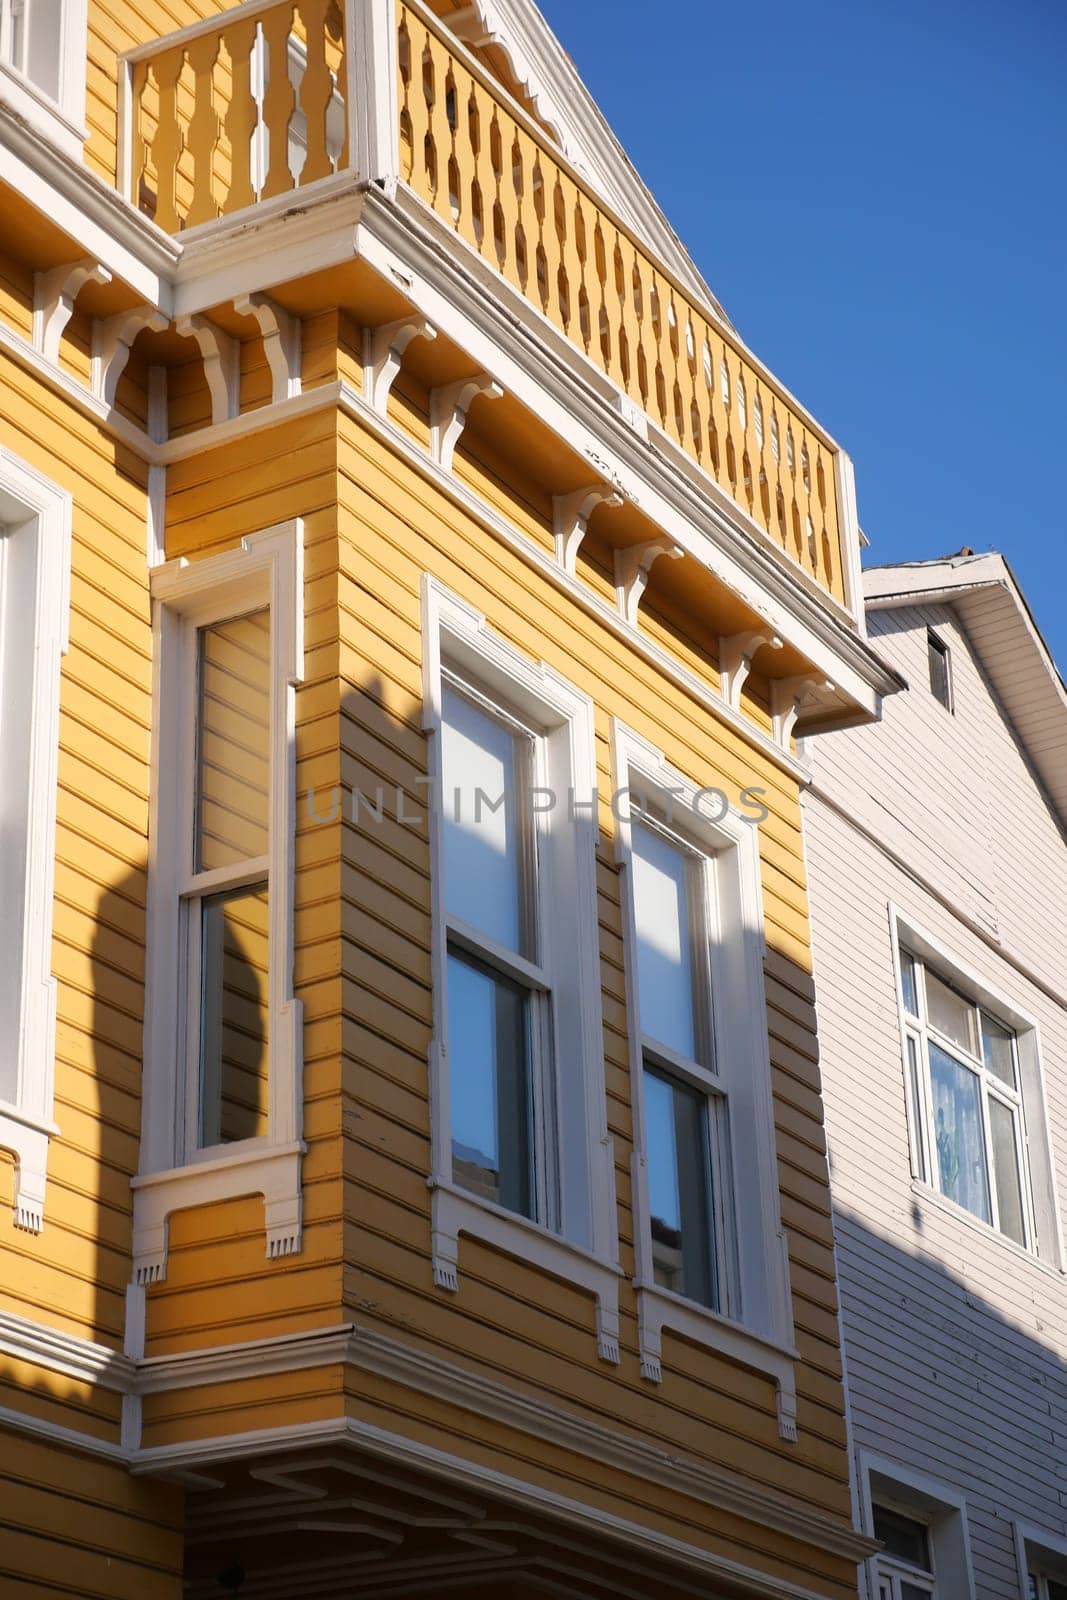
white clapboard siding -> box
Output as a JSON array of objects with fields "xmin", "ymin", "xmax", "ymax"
[{"xmin": 804, "ymin": 597, "xmax": 1067, "ymax": 1599}]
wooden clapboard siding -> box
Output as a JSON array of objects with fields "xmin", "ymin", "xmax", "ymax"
[
  {"xmin": 0, "ymin": 1430, "xmax": 183, "ymax": 1598},
  {"xmin": 0, "ymin": 353, "xmax": 151, "ymax": 1355},
  {"xmin": 332, "ymin": 404, "xmax": 854, "ymax": 1581},
  {"xmin": 805, "ymin": 601, "xmax": 1067, "ymax": 1598}
]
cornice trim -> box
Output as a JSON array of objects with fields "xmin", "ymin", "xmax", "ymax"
[{"xmin": 1, "ymin": 1309, "xmax": 875, "ymax": 1563}]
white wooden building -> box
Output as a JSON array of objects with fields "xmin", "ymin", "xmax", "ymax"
[{"xmin": 803, "ymin": 551, "xmax": 1067, "ymax": 1600}]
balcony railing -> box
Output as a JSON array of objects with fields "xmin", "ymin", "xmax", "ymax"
[{"xmin": 119, "ymin": 0, "xmax": 850, "ymax": 607}]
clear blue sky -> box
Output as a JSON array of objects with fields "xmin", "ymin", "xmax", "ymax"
[{"xmin": 538, "ymin": 0, "xmax": 1066, "ymax": 671}]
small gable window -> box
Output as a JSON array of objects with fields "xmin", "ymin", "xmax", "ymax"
[{"xmin": 927, "ymin": 630, "xmax": 953, "ymax": 712}]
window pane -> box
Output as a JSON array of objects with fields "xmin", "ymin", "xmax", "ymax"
[
  {"xmin": 1047, "ymin": 1580, "xmax": 1067, "ymax": 1600},
  {"xmin": 925, "ymin": 969, "xmax": 977, "ymax": 1056},
  {"xmin": 447, "ymin": 950, "xmax": 533, "ymax": 1218},
  {"xmin": 901, "ymin": 1585, "xmax": 933, "ymax": 1600},
  {"xmin": 631, "ymin": 823, "xmax": 699, "ymax": 1061},
  {"xmin": 872, "ymin": 1505, "xmax": 932, "ymax": 1571},
  {"xmin": 196, "ymin": 609, "xmax": 271, "ymax": 872},
  {"xmin": 441, "ymin": 686, "xmax": 526, "ymax": 954},
  {"xmin": 199, "ymin": 885, "xmax": 270, "ymax": 1147},
  {"xmin": 989, "ymin": 1095, "xmax": 1026, "ymax": 1246},
  {"xmin": 906, "ymin": 1033, "xmax": 927, "ymax": 1182},
  {"xmin": 643, "ymin": 1066, "xmax": 716, "ymax": 1308},
  {"xmin": 981, "ymin": 1011, "xmax": 1017, "ymax": 1088},
  {"xmin": 928, "ymin": 630, "xmax": 952, "ymax": 709},
  {"xmin": 900, "ymin": 951, "xmax": 919, "ymax": 1017},
  {"xmin": 929, "ymin": 1043, "xmax": 991, "ymax": 1222},
  {"xmin": 26, "ymin": 0, "xmax": 62, "ymax": 101}
]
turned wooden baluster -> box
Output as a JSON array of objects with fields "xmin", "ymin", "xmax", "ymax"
[
  {"xmin": 512, "ymin": 131, "xmax": 540, "ymax": 301},
  {"xmin": 260, "ymin": 2, "xmax": 297, "ymax": 199},
  {"xmin": 448, "ymin": 60, "xmax": 480, "ymax": 249},
  {"xmin": 329, "ymin": 0, "xmax": 348, "ymax": 169},
  {"xmin": 223, "ymin": 17, "xmax": 258, "ymax": 212},
  {"xmin": 426, "ymin": 37, "xmax": 454, "ymax": 222},
  {"xmin": 131, "ymin": 59, "xmax": 151, "ymax": 208},
  {"xmin": 298, "ymin": 0, "xmax": 334, "ymax": 183},
  {"xmin": 150, "ymin": 46, "xmax": 185, "ymax": 231},
  {"xmin": 185, "ymin": 33, "xmax": 221, "ymax": 225}
]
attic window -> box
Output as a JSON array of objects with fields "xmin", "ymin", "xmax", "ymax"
[{"xmin": 927, "ymin": 630, "xmax": 953, "ymax": 712}]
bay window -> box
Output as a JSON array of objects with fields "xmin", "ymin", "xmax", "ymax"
[
  {"xmin": 612, "ymin": 721, "xmax": 797, "ymax": 1439},
  {"xmin": 133, "ymin": 524, "xmax": 304, "ymax": 1285},
  {"xmin": 422, "ymin": 576, "xmax": 621, "ymax": 1364}
]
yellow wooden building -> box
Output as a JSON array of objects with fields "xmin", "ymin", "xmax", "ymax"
[{"xmin": 0, "ymin": 1, "xmax": 901, "ymax": 1594}]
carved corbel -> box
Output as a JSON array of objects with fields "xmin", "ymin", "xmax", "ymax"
[
  {"xmin": 33, "ymin": 259, "xmax": 113, "ymax": 363},
  {"xmin": 175, "ymin": 314, "xmax": 239, "ymax": 425},
  {"xmin": 553, "ymin": 483, "xmax": 623, "ymax": 574},
  {"xmin": 770, "ymin": 673, "xmax": 836, "ymax": 747},
  {"xmin": 429, "ymin": 372, "xmax": 502, "ymax": 471},
  {"xmin": 363, "ymin": 315, "xmax": 437, "ymax": 413},
  {"xmin": 91, "ymin": 306, "xmax": 169, "ymax": 408},
  {"xmin": 614, "ymin": 537, "xmax": 684, "ymax": 626},
  {"xmin": 234, "ymin": 292, "xmax": 301, "ymax": 405},
  {"xmin": 719, "ymin": 629, "xmax": 784, "ymax": 710}
]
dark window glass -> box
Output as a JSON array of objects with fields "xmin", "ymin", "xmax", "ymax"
[
  {"xmin": 928, "ymin": 630, "xmax": 952, "ymax": 710},
  {"xmin": 873, "ymin": 1504, "xmax": 932, "ymax": 1572},
  {"xmin": 447, "ymin": 949, "xmax": 533, "ymax": 1218},
  {"xmin": 643, "ymin": 1065, "xmax": 717, "ymax": 1308}
]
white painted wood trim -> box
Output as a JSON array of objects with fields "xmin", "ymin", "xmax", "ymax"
[
  {"xmin": 349, "ymin": 0, "xmax": 400, "ymax": 189},
  {"xmin": 0, "ymin": 448, "xmax": 72, "ymax": 1232},
  {"xmin": 858, "ymin": 1449, "xmax": 978, "ymax": 1600},
  {"xmin": 136, "ymin": 523, "xmax": 305, "ymax": 1282},
  {"xmin": 610, "ymin": 720, "xmax": 797, "ymax": 1436},
  {"xmin": 420, "ymin": 575, "xmax": 619, "ymax": 1355}
]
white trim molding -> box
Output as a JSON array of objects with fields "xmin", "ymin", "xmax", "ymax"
[
  {"xmin": 858, "ymin": 1450, "xmax": 977, "ymax": 1600},
  {"xmin": 0, "ymin": 449, "xmax": 72, "ymax": 1232},
  {"xmin": 134, "ymin": 523, "xmax": 305, "ymax": 1283},
  {"xmin": 610, "ymin": 721, "xmax": 798, "ymax": 1439},
  {"xmin": 420, "ymin": 574, "xmax": 620, "ymax": 1362},
  {"xmin": 1015, "ymin": 1520, "xmax": 1067, "ymax": 1593}
]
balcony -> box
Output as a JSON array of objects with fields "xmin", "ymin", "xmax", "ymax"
[{"xmin": 119, "ymin": 0, "xmax": 853, "ymax": 610}]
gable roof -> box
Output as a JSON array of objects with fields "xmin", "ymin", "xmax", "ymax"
[
  {"xmin": 434, "ymin": 0, "xmax": 731, "ymax": 326},
  {"xmin": 863, "ymin": 551, "xmax": 1067, "ymax": 829}
]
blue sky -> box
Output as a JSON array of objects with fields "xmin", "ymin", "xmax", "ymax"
[{"xmin": 538, "ymin": 0, "xmax": 1066, "ymax": 672}]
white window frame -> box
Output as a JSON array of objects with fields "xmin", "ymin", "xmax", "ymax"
[
  {"xmin": 422, "ymin": 575, "xmax": 622, "ymax": 1364},
  {"xmin": 890, "ymin": 907, "xmax": 1062, "ymax": 1267},
  {"xmin": 611, "ymin": 720, "xmax": 798, "ymax": 1439},
  {"xmin": 1016, "ymin": 1522, "xmax": 1067, "ymax": 1600},
  {"xmin": 870, "ymin": 1500, "xmax": 937, "ymax": 1600},
  {"xmin": 132, "ymin": 523, "xmax": 305, "ymax": 1285},
  {"xmin": 926, "ymin": 628, "xmax": 953, "ymax": 713},
  {"xmin": 860, "ymin": 1454, "xmax": 975, "ymax": 1600},
  {"xmin": 0, "ymin": 0, "xmax": 89, "ymax": 160},
  {"xmin": 0, "ymin": 449, "xmax": 70, "ymax": 1233}
]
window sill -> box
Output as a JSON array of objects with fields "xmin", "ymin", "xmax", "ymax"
[
  {"xmin": 0, "ymin": 1102, "xmax": 59, "ymax": 1233},
  {"xmin": 634, "ymin": 1280, "xmax": 800, "ymax": 1441},
  {"xmin": 131, "ymin": 1140, "xmax": 305, "ymax": 1284},
  {"xmin": 908, "ymin": 1179, "xmax": 1063, "ymax": 1276},
  {"xmin": 0, "ymin": 63, "xmax": 87, "ymax": 162},
  {"xmin": 429, "ymin": 1180, "xmax": 623, "ymax": 1363}
]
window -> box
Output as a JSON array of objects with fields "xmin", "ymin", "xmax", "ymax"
[
  {"xmin": 900, "ymin": 948, "xmax": 1034, "ymax": 1248},
  {"xmin": 1031, "ymin": 1578, "xmax": 1067, "ymax": 1600},
  {"xmin": 612, "ymin": 722, "xmax": 797, "ymax": 1439},
  {"xmin": 927, "ymin": 629, "xmax": 953, "ymax": 711},
  {"xmin": 133, "ymin": 524, "xmax": 304, "ymax": 1285},
  {"xmin": 440, "ymin": 678, "xmax": 549, "ymax": 1223},
  {"xmin": 0, "ymin": 451, "xmax": 70, "ymax": 1233},
  {"xmin": 423, "ymin": 577, "xmax": 621, "ymax": 1364},
  {"xmin": 632, "ymin": 819, "xmax": 726, "ymax": 1312},
  {"xmin": 0, "ymin": 0, "xmax": 87, "ymax": 154},
  {"xmin": 873, "ymin": 1504, "xmax": 937, "ymax": 1600}
]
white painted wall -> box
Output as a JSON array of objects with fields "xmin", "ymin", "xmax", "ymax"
[{"xmin": 804, "ymin": 600, "xmax": 1067, "ymax": 1599}]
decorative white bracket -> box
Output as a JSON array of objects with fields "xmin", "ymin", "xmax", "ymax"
[
  {"xmin": 429, "ymin": 373, "xmax": 503, "ymax": 471},
  {"xmin": 130, "ymin": 1145, "xmax": 304, "ymax": 1284},
  {"xmin": 719, "ymin": 629, "xmax": 783, "ymax": 710},
  {"xmin": 430, "ymin": 1182, "xmax": 621, "ymax": 1364},
  {"xmin": 770, "ymin": 673, "xmax": 836, "ymax": 747},
  {"xmin": 33, "ymin": 259, "xmax": 112, "ymax": 364},
  {"xmin": 552, "ymin": 484, "xmax": 623, "ymax": 574},
  {"xmin": 175, "ymin": 314, "xmax": 239, "ymax": 425},
  {"xmin": 614, "ymin": 537, "xmax": 684, "ymax": 626},
  {"xmin": 0, "ymin": 1121, "xmax": 48, "ymax": 1233},
  {"xmin": 363, "ymin": 315, "xmax": 437, "ymax": 413},
  {"xmin": 91, "ymin": 306, "xmax": 168, "ymax": 408},
  {"xmin": 439, "ymin": 2, "xmax": 572, "ymax": 159},
  {"xmin": 234, "ymin": 292, "xmax": 301, "ymax": 405}
]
